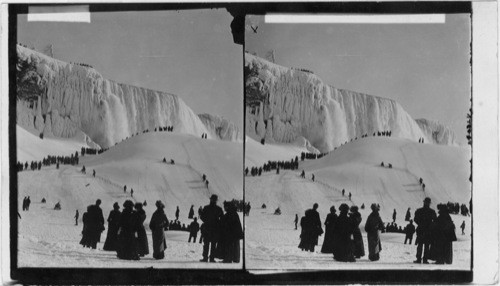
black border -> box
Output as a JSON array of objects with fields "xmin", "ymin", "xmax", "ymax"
[{"xmin": 9, "ymin": 2, "xmax": 473, "ymax": 284}]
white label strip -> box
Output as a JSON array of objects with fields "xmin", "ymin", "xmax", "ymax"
[
  {"xmin": 27, "ymin": 5, "xmax": 90, "ymax": 23},
  {"xmin": 265, "ymin": 14, "xmax": 446, "ymax": 24}
]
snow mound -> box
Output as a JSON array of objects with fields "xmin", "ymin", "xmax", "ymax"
[
  {"xmin": 416, "ymin": 118, "xmax": 458, "ymax": 146},
  {"xmin": 198, "ymin": 113, "xmax": 242, "ymax": 141},
  {"xmin": 245, "ymin": 53, "xmax": 457, "ymax": 153},
  {"xmin": 16, "ymin": 45, "xmax": 213, "ymax": 148}
]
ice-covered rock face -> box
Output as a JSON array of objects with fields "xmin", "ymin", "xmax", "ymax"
[
  {"xmin": 415, "ymin": 118, "xmax": 458, "ymax": 146},
  {"xmin": 245, "ymin": 53, "xmax": 456, "ymax": 153},
  {"xmin": 197, "ymin": 113, "xmax": 242, "ymax": 141},
  {"xmin": 16, "ymin": 45, "xmax": 212, "ymax": 148}
]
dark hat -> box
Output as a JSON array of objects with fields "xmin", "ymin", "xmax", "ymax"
[
  {"xmin": 210, "ymin": 194, "xmax": 218, "ymax": 201},
  {"xmin": 424, "ymin": 197, "xmax": 431, "ymax": 204},
  {"xmin": 155, "ymin": 200, "xmax": 165, "ymax": 209},
  {"xmin": 371, "ymin": 203, "xmax": 380, "ymax": 211},
  {"xmin": 123, "ymin": 200, "xmax": 134, "ymax": 209},
  {"xmin": 339, "ymin": 203, "xmax": 349, "ymax": 212}
]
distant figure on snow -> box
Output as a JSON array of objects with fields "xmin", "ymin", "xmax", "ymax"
[
  {"xmin": 175, "ymin": 206, "xmax": 180, "ymax": 221},
  {"xmin": 188, "ymin": 217, "xmax": 200, "ymax": 243},
  {"xmin": 93, "ymin": 169, "xmax": 96, "ymax": 177},
  {"xmin": 75, "ymin": 210, "xmax": 79, "ymax": 225},
  {"xmin": 349, "ymin": 192, "xmax": 352, "ymax": 201},
  {"xmin": 294, "ymin": 214, "xmax": 298, "ymax": 230},
  {"xmin": 274, "ymin": 207, "xmax": 281, "ymax": 215},
  {"xmin": 404, "ymin": 219, "xmax": 416, "ymax": 245},
  {"xmin": 81, "ymin": 165, "xmax": 86, "ymax": 174},
  {"xmin": 312, "ymin": 174, "xmax": 315, "ymax": 182},
  {"xmin": 381, "ymin": 162, "xmax": 384, "ymax": 167},
  {"xmin": 405, "ymin": 208, "xmax": 411, "ymax": 221},
  {"xmin": 54, "ymin": 201, "xmax": 61, "ymax": 210},
  {"xmin": 392, "ymin": 209, "xmax": 397, "ymax": 223},
  {"xmin": 461, "ymin": 221, "xmax": 466, "ymax": 235},
  {"xmin": 123, "ymin": 185, "xmax": 127, "ymax": 193},
  {"xmin": 342, "ymin": 189, "xmax": 345, "ymax": 196},
  {"xmin": 188, "ymin": 205, "xmax": 195, "ymax": 219},
  {"xmin": 41, "ymin": 197, "xmax": 46, "ymax": 204},
  {"xmin": 131, "ymin": 189, "xmax": 134, "ymax": 197},
  {"xmin": 262, "ymin": 203, "xmax": 267, "ymax": 209},
  {"xmin": 170, "ymin": 159, "xmax": 175, "ymax": 165}
]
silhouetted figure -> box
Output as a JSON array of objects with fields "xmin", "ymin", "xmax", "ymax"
[
  {"xmin": 103, "ymin": 202, "xmax": 121, "ymax": 251},
  {"xmin": 117, "ymin": 200, "xmax": 140, "ymax": 260},
  {"xmin": 41, "ymin": 198, "xmax": 46, "ymax": 203},
  {"xmin": 198, "ymin": 206, "xmax": 203, "ymax": 218},
  {"xmin": 381, "ymin": 162, "xmax": 384, "ymax": 167},
  {"xmin": 80, "ymin": 206, "xmax": 92, "ymax": 248},
  {"xmin": 348, "ymin": 192, "xmax": 352, "ymax": 201},
  {"xmin": 134, "ymin": 203, "xmax": 149, "ymax": 257},
  {"xmin": 405, "ymin": 208, "xmax": 411, "ymax": 221},
  {"xmin": 365, "ymin": 203, "xmax": 384, "ymax": 261},
  {"xmin": 93, "ymin": 169, "xmax": 96, "ymax": 177},
  {"xmin": 163, "ymin": 158, "xmax": 166, "ymax": 163},
  {"xmin": 86, "ymin": 199, "xmax": 105, "ymax": 249},
  {"xmin": 414, "ymin": 197, "xmax": 436, "ymax": 264},
  {"xmin": 124, "ymin": 185, "xmax": 127, "ymax": 193},
  {"xmin": 202, "ymin": 174, "xmax": 206, "ymax": 181},
  {"xmin": 188, "ymin": 217, "xmax": 200, "ymax": 243},
  {"xmin": 404, "ymin": 220, "xmax": 416, "ymax": 244},
  {"xmin": 392, "ymin": 209, "xmax": 397, "ymax": 223},
  {"xmin": 321, "ymin": 206, "xmax": 337, "ymax": 253},
  {"xmin": 175, "ymin": 206, "xmax": 180, "ymax": 221},
  {"xmin": 54, "ymin": 201, "xmax": 61, "ymax": 210},
  {"xmin": 422, "ymin": 184, "xmax": 426, "ymax": 191},
  {"xmin": 81, "ymin": 165, "xmax": 86, "ymax": 174},
  {"xmin": 188, "ymin": 205, "xmax": 195, "ymax": 219},
  {"xmin": 149, "ymin": 200, "xmax": 169, "ymax": 259},
  {"xmin": 170, "ymin": 159, "xmax": 175, "ymax": 165},
  {"xmin": 294, "ymin": 214, "xmax": 299, "ymax": 230},
  {"xmin": 300, "ymin": 170, "xmax": 305, "ymax": 178},
  {"xmin": 75, "ymin": 210, "xmax": 79, "ymax": 225},
  {"xmin": 388, "ymin": 163, "xmax": 392, "ymax": 168},
  {"xmin": 262, "ymin": 203, "xmax": 267, "ymax": 209},
  {"xmin": 218, "ymin": 201, "xmax": 243, "ymax": 263},
  {"xmin": 143, "ymin": 201, "xmax": 147, "ymax": 207},
  {"xmin": 361, "ymin": 203, "xmax": 365, "ymax": 209},
  {"xmin": 431, "ymin": 204, "xmax": 456, "ymax": 264},
  {"xmin": 274, "ymin": 207, "xmax": 281, "ymax": 215},
  {"xmin": 312, "ymin": 174, "xmax": 315, "ymax": 182},
  {"xmin": 461, "ymin": 221, "xmax": 466, "ymax": 235},
  {"xmin": 200, "ymin": 194, "xmax": 223, "ymax": 262},
  {"xmin": 131, "ymin": 189, "xmax": 134, "ymax": 197},
  {"xmin": 342, "ymin": 189, "xmax": 345, "ymax": 196},
  {"xmin": 298, "ymin": 203, "xmax": 323, "ymax": 252},
  {"xmin": 350, "ymin": 205, "xmax": 365, "ymax": 258},
  {"xmin": 333, "ymin": 204, "xmax": 355, "ymax": 262}
]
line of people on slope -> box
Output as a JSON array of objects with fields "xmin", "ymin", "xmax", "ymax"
[{"xmin": 298, "ymin": 197, "xmax": 458, "ymax": 264}]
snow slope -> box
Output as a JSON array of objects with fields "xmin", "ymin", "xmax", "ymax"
[
  {"xmin": 416, "ymin": 118, "xmax": 458, "ymax": 146},
  {"xmin": 245, "ymin": 53, "xmax": 457, "ymax": 153},
  {"xmin": 17, "ymin": 130, "xmax": 243, "ymax": 268},
  {"xmin": 16, "ymin": 45, "xmax": 219, "ymax": 148},
  {"xmin": 245, "ymin": 136, "xmax": 471, "ymax": 270}
]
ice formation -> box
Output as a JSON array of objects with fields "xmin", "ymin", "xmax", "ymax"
[
  {"xmin": 198, "ymin": 113, "xmax": 242, "ymax": 141},
  {"xmin": 415, "ymin": 118, "xmax": 458, "ymax": 146},
  {"xmin": 245, "ymin": 53, "xmax": 457, "ymax": 153},
  {"xmin": 16, "ymin": 45, "xmax": 227, "ymax": 148}
]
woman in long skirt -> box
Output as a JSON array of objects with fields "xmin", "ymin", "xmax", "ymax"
[
  {"xmin": 431, "ymin": 204, "xmax": 456, "ymax": 264},
  {"xmin": 350, "ymin": 205, "xmax": 365, "ymax": 258},
  {"xmin": 320, "ymin": 206, "xmax": 337, "ymax": 253},
  {"xmin": 365, "ymin": 203, "xmax": 384, "ymax": 261},
  {"xmin": 149, "ymin": 200, "xmax": 169, "ymax": 259},
  {"xmin": 79, "ymin": 206, "xmax": 91, "ymax": 248},
  {"xmin": 135, "ymin": 202, "xmax": 149, "ymax": 257},
  {"xmin": 117, "ymin": 200, "xmax": 140, "ymax": 260},
  {"xmin": 333, "ymin": 203, "xmax": 355, "ymax": 262},
  {"xmin": 103, "ymin": 202, "xmax": 121, "ymax": 251},
  {"xmin": 220, "ymin": 201, "xmax": 243, "ymax": 263}
]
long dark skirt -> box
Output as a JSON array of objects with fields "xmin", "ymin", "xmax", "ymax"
[
  {"xmin": 431, "ymin": 240, "xmax": 453, "ymax": 264},
  {"xmin": 137, "ymin": 226, "xmax": 149, "ymax": 256},
  {"xmin": 103, "ymin": 225, "xmax": 119, "ymax": 251},
  {"xmin": 321, "ymin": 226, "xmax": 335, "ymax": 253},
  {"xmin": 151, "ymin": 230, "xmax": 167, "ymax": 259},
  {"xmin": 223, "ymin": 240, "xmax": 240, "ymax": 263},
  {"xmin": 352, "ymin": 227, "xmax": 365, "ymax": 258},
  {"xmin": 79, "ymin": 228, "xmax": 91, "ymax": 248},
  {"xmin": 117, "ymin": 231, "xmax": 139, "ymax": 260},
  {"xmin": 367, "ymin": 231, "xmax": 382, "ymax": 261}
]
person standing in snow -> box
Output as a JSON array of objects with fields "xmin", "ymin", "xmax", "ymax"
[
  {"xmin": 188, "ymin": 217, "xmax": 200, "ymax": 243},
  {"xmin": 294, "ymin": 214, "xmax": 298, "ymax": 230},
  {"xmin": 350, "ymin": 205, "xmax": 365, "ymax": 259},
  {"xmin": 392, "ymin": 209, "xmax": 397, "ymax": 223},
  {"xmin": 200, "ymin": 194, "xmax": 223, "ymax": 262},
  {"xmin": 430, "ymin": 204, "xmax": 456, "ymax": 264},
  {"xmin": 404, "ymin": 220, "xmax": 416, "ymax": 245},
  {"xmin": 134, "ymin": 202, "xmax": 149, "ymax": 257},
  {"xmin": 188, "ymin": 205, "xmax": 195, "ymax": 219},
  {"xmin": 87, "ymin": 199, "xmax": 105, "ymax": 249},
  {"xmin": 218, "ymin": 201, "xmax": 243, "ymax": 263},
  {"xmin": 460, "ymin": 221, "xmax": 466, "ymax": 235},
  {"xmin": 149, "ymin": 200, "xmax": 169, "ymax": 259},
  {"xmin": 117, "ymin": 200, "xmax": 140, "ymax": 260},
  {"xmin": 26, "ymin": 196, "xmax": 31, "ymax": 211},
  {"xmin": 79, "ymin": 206, "xmax": 92, "ymax": 248},
  {"xmin": 198, "ymin": 206, "xmax": 203, "ymax": 218},
  {"xmin": 175, "ymin": 206, "xmax": 180, "ymax": 221},
  {"xmin": 413, "ymin": 197, "xmax": 436, "ymax": 264},
  {"xmin": 93, "ymin": 169, "xmax": 96, "ymax": 177},
  {"xmin": 298, "ymin": 203, "xmax": 323, "ymax": 252},
  {"xmin": 348, "ymin": 192, "xmax": 352, "ymax": 201},
  {"xmin": 75, "ymin": 210, "xmax": 79, "ymax": 226},
  {"xmin": 342, "ymin": 189, "xmax": 345, "ymax": 196},
  {"xmin": 321, "ymin": 206, "xmax": 337, "ymax": 254},
  {"xmin": 365, "ymin": 203, "xmax": 384, "ymax": 261},
  {"xmin": 405, "ymin": 207, "xmax": 411, "ymax": 221},
  {"xmin": 131, "ymin": 189, "xmax": 134, "ymax": 198},
  {"xmin": 333, "ymin": 203, "xmax": 355, "ymax": 262},
  {"xmin": 103, "ymin": 202, "xmax": 121, "ymax": 251},
  {"xmin": 123, "ymin": 185, "xmax": 127, "ymax": 193}
]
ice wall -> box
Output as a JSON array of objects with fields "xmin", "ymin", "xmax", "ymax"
[
  {"xmin": 16, "ymin": 45, "xmax": 212, "ymax": 148},
  {"xmin": 245, "ymin": 53, "xmax": 455, "ymax": 153},
  {"xmin": 198, "ymin": 113, "xmax": 242, "ymax": 141},
  {"xmin": 415, "ymin": 118, "xmax": 458, "ymax": 146}
]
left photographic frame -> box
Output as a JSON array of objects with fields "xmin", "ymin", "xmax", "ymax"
[{"xmin": 10, "ymin": 4, "xmax": 244, "ymax": 274}]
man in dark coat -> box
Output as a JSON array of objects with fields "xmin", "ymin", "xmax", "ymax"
[
  {"xmin": 175, "ymin": 206, "xmax": 180, "ymax": 221},
  {"xmin": 299, "ymin": 203, "xmax": 323, "ymax": 252},
  {"xmin": 404, "ymin": 219, "xmax": 416, "ymax": 245},
  {"xmin": 200, "ymin": 194, "xmax": 223, "ymax": 262},
  {"xmin": 103, "ymin": 202, "xmax": 121, "ymax": 251},
  {"xmin": 413, "ymin": 197, "xmax": 437, "ymax": 264},
  {"xmin": 188, "ymin": 217, "xmax": 200, "ymax": 243},
  {"xmin": 85, "ymin": 199, "xmax": 105, "ymax": 249},
  {"xmin": 219, "ymin": 201, "xmax": 243, "ymax": 263},
  {"xmin": 365, "ymin": 203, "xmax": 384, "ymax": 261},
  {"xmin": 117, "ymin": 200, "xmax": 140, "ymax": 260}
]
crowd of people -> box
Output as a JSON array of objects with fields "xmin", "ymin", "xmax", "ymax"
[
  {"xmin": 297, "ymin": 197, "xmax": 459, "ymax": 265},
  {"xmin": 22, "ymin": 196, "xmax": 31, "ymax": 211},
  {"xmin": 81, "ymin": 147, "xmax": 107, "ymax": 156},
  {"xmin": 245, "ymin": 157, "xmax": 299, "ymax": 176},
  {"xmin": 16, "ymin": 152, "xmax": 80, "ymax": 172},
  {"xmin": 77, "ymin": 194, "xmax": 243, "ymax": 263}
]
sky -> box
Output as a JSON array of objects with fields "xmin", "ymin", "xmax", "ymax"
[
  {"xmin": 246, "ymin": 14, "xmax": 471, "ymax": 144},
  {"xmin": 17, "ymin": 9, "xmax": 243, "ymax": 128}
]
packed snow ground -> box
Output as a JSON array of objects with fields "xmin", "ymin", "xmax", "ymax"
[
  {"xmin": 245, "ymin": 136, "xmax": 471, "ymax": 270},
  {"xmin": 17, "ymin": 128, "xmax": 243, "ymax": 268}
]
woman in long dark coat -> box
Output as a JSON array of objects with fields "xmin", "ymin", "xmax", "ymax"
[
  {"xmin": 220, "ymin": 201, "xmax": 244, "ymax": 263},
  {"xmin": 430, "ymin": 204, "xmax": 456, "ymax": 264},
  {"xmin": 350, "ymin": 205, "xmax": 365, "ymax": 258},
  {"xmin": 103, "ymin": 202, "xmax": 121, "ymax": 251},
  {"xmin": 333, "ymin": 203, "xmax": 355, "ymax": 262},
  {"xmin": 79, "ymin": 206, "xmax": 91, "ymax": 248},
  {"xmin": 188, "ymin": 205, "xmax": 195, "ymax": 219},
  {"xmin": 135, "ymin": 202, "xmax": 149, "ymax": 257},
  {"xmin": 149, "ymin": 200, "xmax": 169, "ymax": 259},
  {"xmin": 116, "ymin": 200, "xmax": 140, "ymax": 260},
  {"xmin": 365, "ymin": 203, "xmax": 384, "ymax": 261},
  {"xmin": 321, "ymin": 206, "xmax": 337, "ymax": 253}
]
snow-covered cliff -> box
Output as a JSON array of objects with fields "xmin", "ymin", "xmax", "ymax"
[
  {"xmin": 245, "ymin": 53, "xmax": 455, "ymax": 153},
  {"xmin": 16, "ymin": 45, "xmax": 214, "ymax": 148},
  {"xmin": 415, "ymin": 118, "xmax": 458, "ymax": 146},
  {"xmin": 198, "ymin": 113, "xmax": 242, "ymax": 141}
]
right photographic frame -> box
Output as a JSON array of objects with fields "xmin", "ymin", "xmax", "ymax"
[{"xmin": 244, "ymin": 11, "xmax": 472, "ymax": 271}]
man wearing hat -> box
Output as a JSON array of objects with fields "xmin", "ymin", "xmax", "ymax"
[
  {"xmin": 413, "ymin": 197, "xmax": 437, "ymax": 264},
  {"xmin": 200, "ymin": 194, "xmax": 223, "ymax": 262}
]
